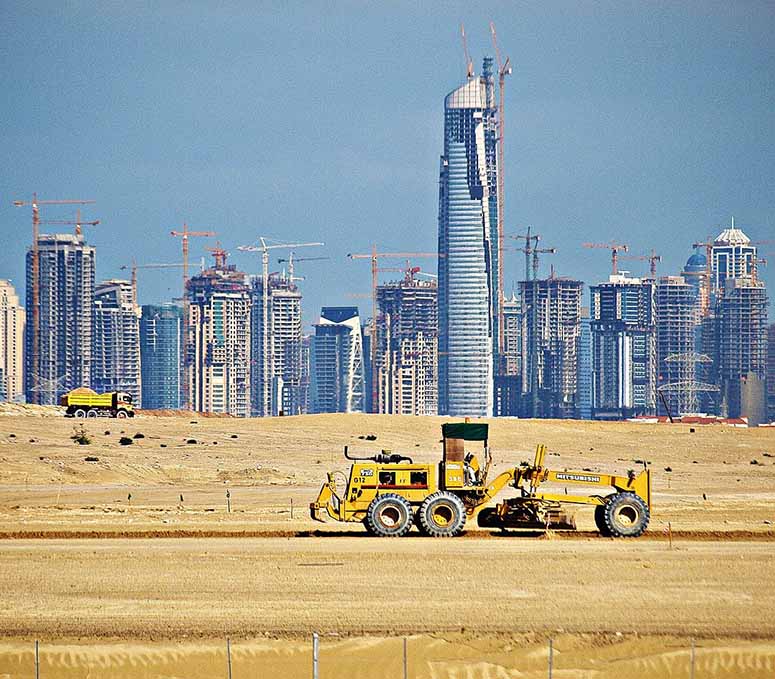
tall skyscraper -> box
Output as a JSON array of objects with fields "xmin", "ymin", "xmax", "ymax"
[
  {"xmin": 250, "ymin": 274, "xmax": 303, "ymax": 416},
  {"xmin": 26, "ymin": 233, "xmax": 95, "ymax": 404},
  {"xmin": 0, "ymin": 280, "xmax": 25, "ymax": 402},
  {"xmin": 590, "ymin": 275, "xmax": 656, "ymax": 419},
  {"xmin": 438, "ymin": 65, "xmax": 500, "ymax": 417},
  {"xmin": 186, "ymin": 255, "xmax": 251, "ymax": 416},
  {"xmin": 375, "ymin": 274, "xmax": 438, "ymax": 415},
  {"xmin": 577, "ymin": 309, "xmax": 593, "ymax": 420},
  {"xmin": 519, "ymin": 276, "xmax": 583, "ymax": 418},
  {"xmin": 310, "ymin": 307, "xmax": 365, "ymax": 414},
  {"xmin": 711, "ymin": 221, "xmax": 757, "ymax": 297},
  {"xmin": 767, "ymin": 324, "xmax": 775, "ymax": 423},
  {"xmin": 717, "ymin": 277, "xmax": 768, "ymax": 422},
  {"xmin": 681, "ymin": 248, "xmax": 710, "ymax": 318},
  {"xmin": 92, "ymin": 279, "xmax": 142, "ymax": 405},
  {"xmin": 494, "ymin": 292, "xmax": 521, "ymax": 417},
  {"xmin": 140, "ymin": 303, "xmax": 183, "ymax": 410}
]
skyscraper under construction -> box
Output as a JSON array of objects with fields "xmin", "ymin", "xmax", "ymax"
[
  {"xmin": 25, "ymin": 233, "xmax": 95, "ymax": 404},
  {"xmin": 375, "ymin": 272, "xmax": 438, "ymax": 415},
  {"xmin": 438, "ymin": 60, "xmax": 500, "ymax": 417}
]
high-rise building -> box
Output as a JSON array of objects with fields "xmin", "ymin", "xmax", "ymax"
[
  {"xmin": 577, "ymin": 309, "xmax": 593, "ymax": 420},
  {"xmin": 26, "ymin": 233, "xmax": 95, "ymax": 404},
  {"xmin": 185, "ymin": 255, "xmax": 251, "ymax": 416},
  {"xmin": 250, "ymin": 274, "xmax": 303, "ymax": 416},
  {"xmin": 438, "ymin": 67, "xmax": 500, "ymax": 417},
  {"xmin": 590, "ymin": 275, "xmax": 656, "ymax": 419},
  {"xmin": 300, "ymin": 334, "xmax": 312, "ymax": 414},
  {"xmin": 0, "ymin": 280, "xmax": 25, "ymax": 402},
  {"xmin": 681, "ymin": 248, "xmax": 710, "ymax": 317},
  {"xmin": 767, "ymin": 324, "xmax": 775, "ymax": 423},
  {"xmin": 519, "ymin": 276, "xmax": 583, "ymax": 418},
  {"xmin": 310, "ymin": 307, "xmax": 365, "ymax": 413},
  {"xmin": 92, "ymin": 279, "xmax": 141, "ymax": 405},
  {"xmin": 140, "ymin": 303, "xmax": 183, "ymax": 410},
  {"xmin": 375, "ymin": 274, "xmax": 438, "ymax": 415},
  {"xmin": 494, "ymin": 293, "xmax": 522, "ymax": 417},
  {"xmin": 711, "ymin": 221, "xmax": 757, "ymax": 297},
  {"xmin": 654, "ymin": 276, "xmax": 712, "ymax": 416},
  {"xmin": 717, "ymin": 277, "xmax": 768, "ymax": 422}
]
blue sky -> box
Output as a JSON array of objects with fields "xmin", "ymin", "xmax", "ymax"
[{"xmin": 2, "ymin": 1, "xmax": 773, "ymax": 328}]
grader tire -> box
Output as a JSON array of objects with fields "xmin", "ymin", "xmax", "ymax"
[
  {"xmin": 603, "ymin": 492, "xmax": 649, "ymax": 538},
  {"xmin": 594, "ymin": 503, "xmax": 611, "ymax": 536},
  {"xmin": 418, "ymin": 491, "xmax": 466, "ymax": 537},
  {"xmin": 365, "ymin": 494, "xmax": 413, "ymax": 537}
]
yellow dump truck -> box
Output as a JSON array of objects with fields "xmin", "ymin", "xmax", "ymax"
[{"xmin": 60, "ymin": 388, "xmax": 135, "ymax": 418}]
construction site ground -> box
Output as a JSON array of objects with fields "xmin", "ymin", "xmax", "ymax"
[{"xmin": 0, "ymin": 411, "xmax": 774, "ymax": 678}]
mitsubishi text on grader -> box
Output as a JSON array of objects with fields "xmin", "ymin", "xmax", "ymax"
[{"xmin": 311, "ymin": 422, "xmax": 651, "ymax": 538}]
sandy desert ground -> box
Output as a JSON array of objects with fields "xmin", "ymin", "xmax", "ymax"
[{"xmin": 0, "ymin": 411, "xmax": 774, "ymax": 677}]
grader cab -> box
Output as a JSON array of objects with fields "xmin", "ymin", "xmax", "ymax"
[{"xmin": 310, "ymin": 423, "xmax": 651, "ymax": 538}]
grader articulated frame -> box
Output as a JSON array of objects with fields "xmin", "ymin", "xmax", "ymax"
[{"xmin": 310, "ymin": 423, "xmax": 651, "ymax": 538}]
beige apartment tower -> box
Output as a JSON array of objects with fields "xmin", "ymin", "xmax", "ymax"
[{"xmin": 0, "ymin": 280, "xmax": 25, "ymax": 402}]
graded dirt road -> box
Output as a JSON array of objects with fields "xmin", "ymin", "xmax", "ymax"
[{"xmin": 0, "ymin": 412, "xmax": 774, "ymax": 677}]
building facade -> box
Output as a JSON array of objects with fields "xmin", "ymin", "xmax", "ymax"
[
  {"xmin": 437, "ymin": 67, "xmax": 499, "ymax": 417},
  {"xmin": 0, "ymin": 280, "xmax": 25, "ymax": 402},
  {"xmin": 310, "ymin": 307, "xmax": 365, "ymax": 414},
  {"xmin": 92, "ymin": 280, "xmax": 142, "ymax": 405},
  {"xmin": 767, "ymin": 324, "xmax": 775, "ymax": 423},
  {"xmin": 590, "ymin": 275, "xmax": 656, "ymax": 419},
  {"xmin": 140, "ymin": 303, "xmax": 183, "ymax": 410},
  {"xmin": 717, "ymin": 277, "xmax": 768, "ymax": 422},
  {"xmin": 250, "ymin": 274, "xmax": 304, "ymax": 416},
  {"xmin": 26, "ymin": 233, "xmax": 95, "ymax": 404},
  {"xmin": 711, "ymin": 222, "xmax": 757, "ymax": 297},
  {"xmin": 375, "ymin": 275, "xmax": 438, "ymax": 415},
  {"xmin": 186, "ymin": 258, "xmax": 251, "ymax": 416},
  {"xmin": 519, "ymin": 277, "xmax": 583, "ymax": 418}
]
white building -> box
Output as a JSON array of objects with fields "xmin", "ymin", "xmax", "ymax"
[{"xmin": 0, "ymin": 280, "xmax": 25, "ymax": 402}]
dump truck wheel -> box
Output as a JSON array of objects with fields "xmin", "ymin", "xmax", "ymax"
[
  {"xmin": 603, "ymin": 492, "xmax": 649, "ymax": 537},
  {"xmin": 116, "ymin": 410, "xmax": 128, "ymax": 419},
  {"xmin": 418, "ymin": 492, "xmax": 466, "ymax": 537},
  {"xmin": 86, "ymin": 409, "xmax": 98, "ymax": 418},
  {"xmin": 365, "ymin": 494, "xmax": 413, "ymax": 537},
  {"xmin": 594, "ymin": 503, "xmax": 611, "ymax": 536},
  {"xmin": 73, "ymin": 409, "xmax": 86, "ymax": 418}
]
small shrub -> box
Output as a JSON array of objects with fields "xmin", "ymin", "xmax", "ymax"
[
  {"xmin": 84, "ymin": 456, "xmax": 99, "ymax": 462},
  {"xmin": 119, "ymin": 437, "xmax": 133, "ymax": 446},
  {"xmin": 365, "ymin": 434, "xmax": 377, "ymax": 441},
  {"xmin": 186, "ymin": 439, "xmax": 197, "ymax": 444},
  {"xmin": 133, "ymin": 432, "xmax": 145, "ymax": 439},
  {"xmin": 71, "ymin": 425, "xmax": 91, "ymax": 446}
]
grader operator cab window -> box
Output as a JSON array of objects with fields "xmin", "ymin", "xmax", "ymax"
[
  {"xmin": 410, "ymin": 471, "xmax": 428, "ymax": 487},
  {"xmin": 379, "ymin": 471, "xmax": 395, "ymax": 486}
]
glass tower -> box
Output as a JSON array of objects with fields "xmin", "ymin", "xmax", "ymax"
[{"xmin": 438, "ymin": 67, "xmax": 499, "ymax": 417}]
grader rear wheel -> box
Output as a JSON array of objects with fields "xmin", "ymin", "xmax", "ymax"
[
  {"xmin": 603, "ymin": 492, "xmax": 649, "ymax": 537},
  {"xmin": 365, "ymin": 494, "xmax": 413, "ymax": 537},
  {"xmin": 418, "ymin": 491, "xmax": 466, "ymax": 537}
]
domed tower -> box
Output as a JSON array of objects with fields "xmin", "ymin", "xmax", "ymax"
[{"xmin": 681, "ymin": 247, "xmax": 709, "ymax": 316}]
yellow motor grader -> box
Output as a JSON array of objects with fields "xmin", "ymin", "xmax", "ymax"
[{"xmin": 310, "ymin": 422, "xmax": 651, "ymax": 538}]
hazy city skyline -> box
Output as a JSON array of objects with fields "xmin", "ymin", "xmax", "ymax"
[{"xmin": 2, "ymin": 2, "xmax": 773, "ymax": 330}]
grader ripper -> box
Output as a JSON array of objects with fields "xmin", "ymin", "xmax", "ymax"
[{"xmin": 310, "ymin": 422, "xmax": 651, "ymax": 538}]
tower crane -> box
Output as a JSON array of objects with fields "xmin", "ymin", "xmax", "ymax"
[
  {"xmin": 348, "ymin": 248, "xmax": 440, "ymax": 411},
  {"xmin": 583, "ymin": 241, "xmax": 630, "ymax": 276},
  {"xmin": 620, "ymin": 249, "xmax": 662, "ymax": 279},
  {"xmin": 207, "ymin": 242, "xmax": 230, "ymax": 270},
  {"xmin": 170, "ymin": 223, "xmax": 216, "ymax": 291},
  {"xmin": 506, "ymin": 226, "xmax": 544, "ymax": 281},
  {"xmin": 276, "ymin": 254, "xmax": 330, "ymax": 282},
  {"xmin": 490, "ymin": 21, "xmax": 512, "ymax": 356},
  {"xmin": 460, "ymin": 23, "xmax": 474, "ymax": 79},
  {"xmin": 238, "ymin": 238, "xmax": 324, "ymax": 416},
  {"xmin": 120, "ymin": 260, "xmax": 185, "ymax": 307},
  {"xmin": 38, "ymin": 209, "xmax": 100, "ymax": 237},
  {"xmin": 13, "ymin": 194, "xmax": 95, "ymax": 403}
]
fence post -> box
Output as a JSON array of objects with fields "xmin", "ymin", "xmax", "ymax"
[
  {"xmin": 226, "ymin": 490, "xmax": 231, "ymax": 513},
  {"xmin": 290, "ymin": 498, "xmax": 294, "ymax": 520},
  {"xmin": 227, "ymin": 638, "xmax": 232, "ymax": 679},
  {"xmin": 35, "ymin": 640, "xmax": 39, "ymax": 679},
  {"xmin": 403, "ymin": 637, "xmax": 408, "ymax": 679},
  {"xmin": 548, "ymin": 637, "xmax": 553, "ymax": 678},
  {"xmin": 690, "ymin": 638, "xmax": 695, "ymax": 679},
  {"xmin": 312, "ymin": 632, "xmax": 319, "ymax": 679}
]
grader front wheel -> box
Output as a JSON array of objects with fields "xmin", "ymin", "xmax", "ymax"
[{"xmin": 603, "ymin": 492, "xmax": 650, "ymax": 537}]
